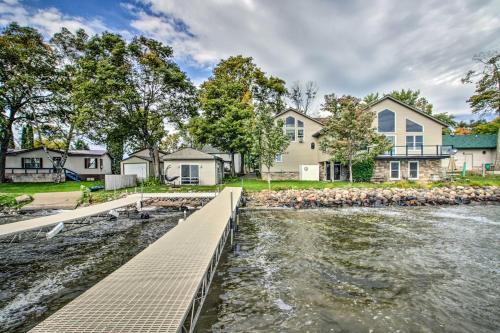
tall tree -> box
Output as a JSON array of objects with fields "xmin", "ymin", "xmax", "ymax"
[
  {"xmin": 462, "ymin": 51, "xmax": 500, "ymax": 116},
  {"xmin": 287, "ymin": 80, "xmax": 318, "ymax": 114},
  {"xmin": 189, "ymin": 55, "xmax": 286, "ymax": 176},
  {"xmin": 72, "ymin": 138, "xmax": 89, "ymax": 150},
  {"xmin": 319, "ymin": 94, "xmax": 390, "ymax": 182},
  {"xmin": 0, "ymin": 23, "xmax": 56, "ymax": 182},
  {"xmin": 253, "ymin": 104, "xmax": 289, "ymax": 189}
]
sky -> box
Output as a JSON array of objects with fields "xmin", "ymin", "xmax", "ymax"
[{"xmin": 1, "ymin": 0, "xmax": 499, "ymax": 122}]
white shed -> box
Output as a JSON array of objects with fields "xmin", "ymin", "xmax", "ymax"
[{"xmin": 163, "ymin": 148, "xmax": 224, "ymax": 186}]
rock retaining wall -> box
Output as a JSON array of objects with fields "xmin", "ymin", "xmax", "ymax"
[{"xmin": 247, "ymin": 186, "xmax": 500, "ymax": 208}]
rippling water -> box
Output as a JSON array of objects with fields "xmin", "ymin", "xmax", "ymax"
[
  {"xmin": 0, "ymin": 209, "xmax": 183, "ymax": 333},
  {"xmin": 196, "ymin": 205, "xmax": 500, "ymax": 333}
]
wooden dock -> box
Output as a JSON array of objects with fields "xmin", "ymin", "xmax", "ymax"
[
  {"xmin": 0, "ymin": 192, "xmax": 216, "ymax": 238},
  {"xmin": 30, "ymin": 187, "xmax": 242, "ymax": 333}
]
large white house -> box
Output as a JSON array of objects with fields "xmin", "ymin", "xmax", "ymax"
[{"xmin": 263, "ymin": 96, "xmax": 451, "ymax": 182}]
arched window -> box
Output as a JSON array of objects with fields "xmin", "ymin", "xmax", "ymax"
[
  {"xmin": 378, "ymin": 109, "xmax": 395, "ymax": 132},
  {"xmin": 285, "ymin": 116, "xmax": 296, "ymax": 140},
  {"xmin": 297, "ymin": 120, "xmax": 304, "ymax": 141}
]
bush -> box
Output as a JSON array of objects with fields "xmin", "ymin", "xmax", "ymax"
[
  {"xmin": 143, "ymin": 177, "xmax": 162, "ymax": 187},
  {"xmin": 352, "ymin": 159, "xmax": 374, "ymax": 182}
]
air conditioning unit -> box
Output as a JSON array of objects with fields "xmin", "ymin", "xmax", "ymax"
[{"xmin": 299, "ymin": 164, "xmax": 319, "ymax": 181}]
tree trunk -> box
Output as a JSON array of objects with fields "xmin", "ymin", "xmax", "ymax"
[
  {"xmin": 349, "ymin": 158, "xmax": 353, "ymax": 183},
  {"xmin": 0, "ymin": 112, "xmax": 15, "ymax": 183},
  {"xmin": 240, "ymin": 152, "xmax": 245, "ymax": 175},
  {"xmin": 230, "ymin": 152, "xmax": 235, "ymax": 177},
  {"xmin": 267, "ymin": 166, "xmax": 272, "ymax": 190},
  {"xmin": 151, "ymin": 146, "xmax": 161, "ymax": 180}
]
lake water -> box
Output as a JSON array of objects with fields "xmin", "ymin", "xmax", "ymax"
[{"xmin": 196, "ymin": 205, "xmax": 500, "ymax": 333}]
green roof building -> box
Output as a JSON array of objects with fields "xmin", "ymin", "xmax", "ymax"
[{"xmin": 442, "ymin": 134, "xmax": 497, "ymax": 172}]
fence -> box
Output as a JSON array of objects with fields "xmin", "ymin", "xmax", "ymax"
[{"xmin": 105, "ymin": 175, "xmax": 137, "ymax": 191}]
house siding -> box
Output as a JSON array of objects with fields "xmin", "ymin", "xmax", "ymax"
[{"xmin": 163, "ymin": 159, "xmax": 222, "ymax": 186}]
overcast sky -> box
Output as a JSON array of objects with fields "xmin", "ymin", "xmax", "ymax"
[{"xmin": 1, "ymin": 0, "xmax": 499, "ymax": 121}]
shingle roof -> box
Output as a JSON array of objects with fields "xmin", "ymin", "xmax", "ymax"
[
  {"xmin": 201, "ymin": 145, "xmax": 225, "ymax": 154},
  {"xmin": 443, "ymin": 134, "xmax": 497, "ymax": 149},
  {"xmin": 6, "ymin": 148, "xmax": 109, "ymax": 156},
  {"xmin": 163, "ymin": 147, "xmax": 222, "ymax": 161}
]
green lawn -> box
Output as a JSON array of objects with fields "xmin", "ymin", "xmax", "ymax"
[{"xmin": 1, "ymin": 175, "xmax": 499, "ymax": 208}]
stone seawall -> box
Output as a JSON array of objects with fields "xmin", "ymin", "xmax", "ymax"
[{"xmin": 247, "ymin": 186, "xmax": 500, "ymax": 208}]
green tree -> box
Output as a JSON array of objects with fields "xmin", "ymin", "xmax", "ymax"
[
  {"xmin": 189, "ymin": 55, "xmax": 286, "ymax": 176},
  {"xmin": 319, "ymin": 94, "xmax": 390, "ymax": 182},
  {"xmin": 472, "ymin": 117, "xmax": 500, "ymax": 134},
  {"xmin": 253, "ymin": 104, "xmax": 289, "ymax": 189},
  {"xmin": 160, "ymin": 132, "xmax": 182, "ymax": 153},
  {"xmin": 462, "ymin": 51, "xmax": 500, "ymax": 116},
  {"xmin": 0, "ymin": 23, "xmax": 56, "ymax": 182},
  {"xmin": 72, "ymin": 138, "xmax": 89, "ymax": 150},
  {"xmin": 363, "ymin": 92, "xmax": 380, "ymax": 105}
]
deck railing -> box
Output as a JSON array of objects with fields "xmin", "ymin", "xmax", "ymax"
[{"xmin": 370, "ymin": 145, "xmax": 453, "ymax": 157}]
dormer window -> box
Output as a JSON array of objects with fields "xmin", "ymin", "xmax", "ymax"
[
  {"xmin": 378, "ymin": 109, "xmax": 395, "ymax": 132},
  {"xmin": 406, "ymin": 119, "xmax": 423, "ymax": 132}
]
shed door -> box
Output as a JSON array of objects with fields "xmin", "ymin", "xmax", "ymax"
[{"xmin": 124, "ymin": 163, "xmax": 148, "ymax": 180}]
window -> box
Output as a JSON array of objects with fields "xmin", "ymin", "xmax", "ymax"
[
  {"xmin": 275, "ymin": 154, "xmax": 283, "ymax": 162},
  {"xmin": 181, "ymin": 164, "xmax": 199, "ymax": 184},
  {"xmin": 297, "ymin": 120, "xmax": 304, "ymax": 141},
  {"xmin": 378, "ymin": 109, "xmax": 395, "ymax": 132},
  {"xmin": 384, "ymin": 135, "xmax": 396, "ymax": 155},
  {"xmin": 22, "ymin": 158, "xmax": 42, "ymax": 168},
  {"xmin": 310, "ymin": 142, "xmax": 315, "ymax": 150},
  {"xmin": 99, "ymin": 158, "xmax": 103, "ymax": 169},
  {"xmin": 408, "ymin": 161, "xmax": 419, "ymax": 179},
  {"xmin": 390, "ymin": 161, "xmax": 400, "ymax": 180},
  {"xmin": 406, "ymin": 119, "xmax": 423, "ymax": 132},
  {"xmin": 406, "ymin": 135, "xmax": 423, "ymax": 150},
  {"xmin": 283, "ymin": 115, "xmax": 305, "ymax": 142},
  {"xmin": 85, "ymin": 158, "xmax": 98, "ymax": 169}
]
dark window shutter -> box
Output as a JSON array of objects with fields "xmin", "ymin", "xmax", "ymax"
[
  {"xmin": 21, "ymin": 158, "xmax": 25, "ymax": 168},
  {"xmin": 40, "ymin": 158, "xmax": 43, "ymax": 168},
  {"xmin": 84, "ymin": 158, "xmax": 88, "ymax": 168}
]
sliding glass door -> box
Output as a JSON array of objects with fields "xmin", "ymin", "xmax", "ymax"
[{"xmin": 181, "ymin": 164, "xmax": 199, "ymax": 184}]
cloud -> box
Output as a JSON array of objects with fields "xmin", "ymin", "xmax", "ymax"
[
  {"xmin": 0, "ymin": 0, "xmax": 108, "ymax": 36},
  {"xmin": 132, "ymin": 0, "xmax": 500, "ymax": 116}
]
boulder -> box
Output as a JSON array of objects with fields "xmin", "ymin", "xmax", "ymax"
[{"xmin": 15, "ymin": 194, "xmax": 31, "ymax": 204}]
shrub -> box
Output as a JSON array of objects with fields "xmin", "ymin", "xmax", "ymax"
[
  {"xmin": 143, "ymin": 177, "xmax": 162, "ymax": 187},
  {"xmin": 352, "ymin": 159, "xmax": 374, "ymax": 182}
]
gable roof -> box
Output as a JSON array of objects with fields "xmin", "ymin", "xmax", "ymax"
[
  {"xmin": 274, "ymin": 108, "xmax": 326, "ymax": 126},
  {"xmin": 443, "ymin": 134, "xmax": 497, "ymax": 149},
  {"xmin": 120, "ymin": 155, "xmax": 153, "ymax": 162},
  {"xmin": 368, "ymin": 95, "xmax": 450, "ymax": 127},
  {"xmin": 128, "ymin": 148, "xmax": 168, "ymax": 157},
  {"xmin": 163, "ymin": 147, "xmax": 223, "ymax": 161},
  {"xmin": 201, "ymin": 144, "xmax": 226, "ymax": 154}
]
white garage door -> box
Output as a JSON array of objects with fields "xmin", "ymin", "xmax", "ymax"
[{"xmin": 123, "ymin": 163, "xmax": 148, "ymax": 180}]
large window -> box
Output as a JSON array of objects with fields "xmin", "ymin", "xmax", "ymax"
[
  {"xmin": 390, "ymin": 161, "xmax": 400, "ymax": 180},
  {"xmin": 408, "ymin": 161, "xmax": 419, "ymax": 179},
  {"xmin": 22, "ymin": 158, "xmax": 42, "ymax": 168},
  {"xmin": 378, "ymin": 109, "xmax": 395, "ymax": 132},
  {"xmin": 284, "ymin": 116, "xmax": 305, "ymax": 142},
  {"xmin": 84, "ymin": 158, "xmax": 98, "ymax": 169},
  {"xmin": 406, "ymin": 135, "xmax": 423, "ymax": 150},
  {"xmin": 406, "ymin": 119, "xmax": 423, "ymax": 132},
  {"xmin": 181, "ymin": 164, "xmax": 199, "ymax": 184}
]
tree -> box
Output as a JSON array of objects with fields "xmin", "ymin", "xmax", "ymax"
[
  {"xmin": 472, "ymin": 117, "xmax": 500, "ymax": 134},
  {"xmin": 319, "ymin": 94, "xmax": 390, "ymax": 182},
  {"xmin": 0, "ymin": 23, "xmax": 56, "ymax": 182},
  {"xmin": 462, "ymin": 51, "xmax": 500, "ymax": 116},
  {"xmin": 389, "ymin": 89, "xmax": 433, "ymax": 114},
  {"xmin": 160, "ymin": 132, "xmax": 182, "ymax": 153},
  {"xmin": 253, "ymin": 104, "xmax": 289, "ymax": 189},
  {"xmin": 287, "ymin": 80, "xmax": 318, "ymax": 114},
  {"xmin": 72, "ymin": 138, "xmax": 89, "ymax": 150},
  {"xmin": 363, "ymin": 92, "xmax": 380, "ymax": 105},
  {"xmin": 189, "ymin": 55, "xmax": 286, "ymax": 176}
]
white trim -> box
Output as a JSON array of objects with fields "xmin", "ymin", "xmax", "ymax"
[
  {"xmin": 408, "ymin": 160, "xmax": 419, "ymax": 180},
  {"xmin": 383, "ymin": 134, "xmax": 396, "ymax": 155},
  {"xmin": 390, "ymin": 161, "xmax": 401, "ymax": 180},
  {"xmin": 405, "ymin": 134, "xmax": 424, "ymax": 151}
]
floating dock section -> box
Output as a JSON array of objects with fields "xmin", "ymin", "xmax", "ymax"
[{"xmin": 30, "ymin": 187, "xmax": 242, "ymax": 333}]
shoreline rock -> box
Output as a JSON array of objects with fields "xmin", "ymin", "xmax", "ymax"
[{"xmin": 246, "ymin": 186, "xmax": 500, "ymax": 209}]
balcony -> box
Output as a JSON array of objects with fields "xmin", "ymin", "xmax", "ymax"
[{"xmin": 371, "ymin": 145, "xmax": 453, "ymax": 159}]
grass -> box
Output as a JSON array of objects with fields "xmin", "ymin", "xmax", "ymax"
[{"xmin": 1, "ymin": 175, "xmax": 499, "ymax": 207}]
